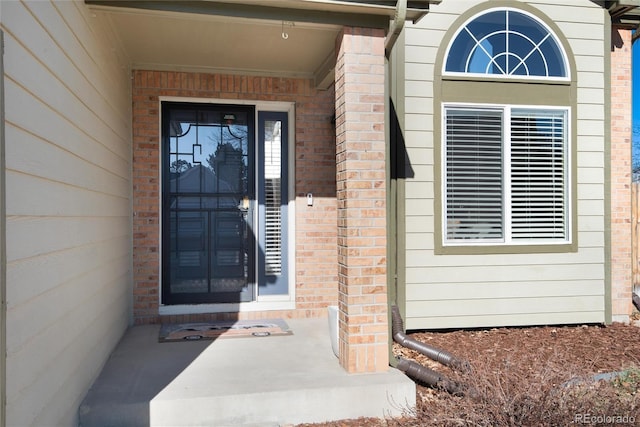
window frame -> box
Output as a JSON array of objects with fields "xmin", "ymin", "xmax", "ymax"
[
  {"xmin": 442, "ymin": 7, "xmax": 570, "ymax": 82},
  {"xmin": 432, "ymin": 3, "xmax": 577, "ymax": 255},
  {"xmin": 441, "ymin": 102, "xmax": 572, "ymax": 248}
]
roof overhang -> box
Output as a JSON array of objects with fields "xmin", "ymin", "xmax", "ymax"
[
  {"xmin": 594, "ymin": 0, "xmax": 640, "ymax": 29},
  {"xmin": 85, "ymin": 0, "xmax": 441, "ymax": 28},
  {"xmin": 85, "ymin": 0, "xmax": 440, "ymax": 89}
]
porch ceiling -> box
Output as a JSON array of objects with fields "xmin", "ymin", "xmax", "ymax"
[
  {"xmin": 87, "ymin": 0, "xmax": 440, "ymax": 88},
  {"xmin": 90, "ymin": 5, "xmax": 342, "ymax": 86}
]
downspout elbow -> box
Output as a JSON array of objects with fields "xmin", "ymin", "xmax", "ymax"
[
  {"xmin": 391, "ymin": 305, "xmax": 469, "ymax": 371},
  {"xmin": 385, "ymin": 0, "xmax": 407, "ymax": 58},
  {"xmin": 391, "ymin": 302, "xmax": 407, "ymax": 342},
  {"xmin": 396, "ymin": 357, "xmax": 465, "ymax": 395}
]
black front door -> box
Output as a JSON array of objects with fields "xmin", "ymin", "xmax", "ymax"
[{"xmin": 162, "ymin": 102, "xmax": 255, "ymax": 304}]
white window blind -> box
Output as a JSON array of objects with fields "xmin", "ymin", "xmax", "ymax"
[
  {"xmin": 444, "ymin": 106, "xmax": 568, "ymax": 245},
  {"xmin": 445, "ymin": 108, "xmax": 504, "ymax": 240},
  {"xmin": 264, "ymin": 121, "xmax": 282, "ymax": 275},
  {"xmin": 510, "ymin": 109, "xmax": 567, "ymax": 240}
]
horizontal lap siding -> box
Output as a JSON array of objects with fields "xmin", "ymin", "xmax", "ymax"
[
  {"xmin": 401, "ymin": 0, "xmax": 606, "ymax": 330},
  {"xmin": 2, "ymin": 1, "xmax": 131, "ymax": 426}
]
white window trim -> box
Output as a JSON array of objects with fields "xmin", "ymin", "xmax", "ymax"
[
  {"xmin": 157, "ymin": 96, "xmax": 296, "ymax": 314},
  {"xmin": 441, "ymin": 102, "xmax": 572, "ymax": 247},
  {"xmin": 442, "ymin": 7, "xmax": 571, "ymax": 82}
]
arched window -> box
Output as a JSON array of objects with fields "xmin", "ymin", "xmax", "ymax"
[
  {"xmin": 437, "ymin": 7, "xmax": 574, "ymax": 250},
  {"xmin": 444, "ymin": 8, "xmax": 568, "ymax": 79}
]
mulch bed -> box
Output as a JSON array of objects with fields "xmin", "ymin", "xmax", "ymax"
[{"xmin": 298, "ymin": 318, "xmax": 640, "ymax": 427}]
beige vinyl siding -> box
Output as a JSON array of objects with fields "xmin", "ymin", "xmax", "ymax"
[
  {"xmin": 2, "ymin": 1, "xmax": 131, "ymax": 426},
  {"xmin": 401, "ymin": 0, "xmax": 607, "ymax": 330}
]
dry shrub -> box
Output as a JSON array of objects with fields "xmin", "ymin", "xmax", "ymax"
[
  {"xmin": 387, "ymin": 357, "xmax": 640, "ymax": 427},
  {"xmin": 300, "ymin": 324, "xmax": 640, "ymax": 427}
]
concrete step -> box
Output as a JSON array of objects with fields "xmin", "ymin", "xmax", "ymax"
[
  {"xmin": 80, "ymin": 319, "xmax": 416, "ymax": 426},
  {"xmin": 150, "ymin": 365, "xmax": 415, "ymax": 426}
]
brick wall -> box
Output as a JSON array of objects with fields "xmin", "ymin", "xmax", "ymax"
[
  {"xmin": 335, "ymin": 27, "xmax": 389, "ymax": 373},
  {"xmin": 132, "ymin": 71, "xmax": 337, "ymax": 324},
  {"xmin": 610, "ymin": 28, "xmax": 634, "ymax": 321}
]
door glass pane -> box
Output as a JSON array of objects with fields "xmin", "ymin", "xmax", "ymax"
[
  {"xmin": 164, "ymin": 105, "xmax": 254, "ymax": 303},
  {"xmin": 169, "ymin": 211, "xmax": 208, "ymax": 294}
]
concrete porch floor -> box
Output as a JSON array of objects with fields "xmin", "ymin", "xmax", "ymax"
[{"xmin": 78, "ymin": 317, "xmax": 416, "ymax": 427}]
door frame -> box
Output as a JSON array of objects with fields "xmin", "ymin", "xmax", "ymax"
[{"xmin": 158, "ymin": 97, "xmax": 296, "ymax": 315}]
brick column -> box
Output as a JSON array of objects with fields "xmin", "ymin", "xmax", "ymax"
[
  {"xmin": 335, "ymin": 27, "xmax": 388, "ymax": 373},
  {"xmin": 610, "ymin": 28, "xmax": 634, "ymax": 321}
]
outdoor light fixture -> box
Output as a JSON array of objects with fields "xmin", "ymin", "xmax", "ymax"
[{"xmin": 281, "ymin": 21, "xmax": 294, "ymax": 39}]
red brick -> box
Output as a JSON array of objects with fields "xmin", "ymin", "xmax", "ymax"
[{"xmin": 132, "ymin": 70, "xmax": 338, "ymax": 323}]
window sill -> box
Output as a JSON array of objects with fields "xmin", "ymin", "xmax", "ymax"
[{"xmin": 435, "ymin": 242, "xmax": 577, "ymax": 255}]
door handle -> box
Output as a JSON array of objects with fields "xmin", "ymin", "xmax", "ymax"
[{"xmin": 240, "ymin": 195, "xmax": 250, "ymax": 211}]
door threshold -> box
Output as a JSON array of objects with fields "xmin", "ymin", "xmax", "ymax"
[{"xmin": 159, "ymin": 300, "xmax": 295, "ymax": 316}]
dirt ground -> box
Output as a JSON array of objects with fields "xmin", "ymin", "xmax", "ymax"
[{"xmin": 299, "ymin": 317, "xmax": 640, "ymax": 427}]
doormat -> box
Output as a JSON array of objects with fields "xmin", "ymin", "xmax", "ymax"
[{"xmin": 159, "ymin": 319, "xmax": 292, "ymax": 342}]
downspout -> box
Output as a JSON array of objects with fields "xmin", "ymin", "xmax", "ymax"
[
  {"xmin": 391, "ymin": 306, "xmax": 469, "ymax": 395},
  {"xmin": 383, "ymin": 1, "xmax": 469, "ymax": 394},
  {"xmin": 395, "ymin": 357, "xmax": 465, "ymax": 395},
  {"xmin": 391, "ymin": 305, "xmax": 468, "ymax": 371},
  {"xmin": 383, "ymin": 0, "xmax": 459, "ymax": 388},
  {"xmin": 385, "ymin": 0, "xmax": 406, "ymax": 370},
  {"xmin": 385, "ymin": 0, "xmax": 406, "ymax": 58}
]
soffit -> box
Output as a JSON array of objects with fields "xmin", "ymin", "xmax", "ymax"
[
  {"xmin": 92, "ymin": 6, "xmax": 342, "ymax": 80},
  {"xmin": 594, "ymin": 0, "xmax": 640, "ymax": 28},
  {"xmin": 86, "ymin": 1, "xmax": 437, "ymax": 27},
  {"xmin": 88, "ymin": 0, "xmax": 440, "ymax": 85}
]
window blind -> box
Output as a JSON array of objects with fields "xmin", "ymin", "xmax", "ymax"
[
  {"xmin": 264, "ymin": 177, "xmax": 282, "ymax": 275},
  {"xmin": 264, "ymin": 121, "xmax": 283, "ymax": 275},
  {"xmin": 445, "ymin": 109, "xmax": 504, "ymax": 240},
  {"xmin": 510, "ymin": 109, "xmax": 567, "ymax": 239},
  {"xmin": 443, "ymin": 105, "xmax": 568, "ymax": 245}
]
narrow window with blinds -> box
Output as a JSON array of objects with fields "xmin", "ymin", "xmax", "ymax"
[
  {"xmin": 263, "ymin": 120, "xmax": 283, "ymax": 275},
  {"xmin": 257, "ymin": 111, "xmax": 288, "ymax": 296},
  {"xmin": 444, "ymin": 105, "xmax": 569, "ymax": 245}
]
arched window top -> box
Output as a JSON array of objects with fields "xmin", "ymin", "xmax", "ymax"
[{"xmin": 444, "ymin": 8, "xmax": 568, "ymax": 79}]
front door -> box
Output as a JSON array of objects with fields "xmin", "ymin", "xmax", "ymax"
[
  {"xmin": 162, "ymin": 102, "xmax": 255, "ymax": 304},
  {"xmin": 161, "ymin": 103, "xmax": 291, "ymax": 305}
]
